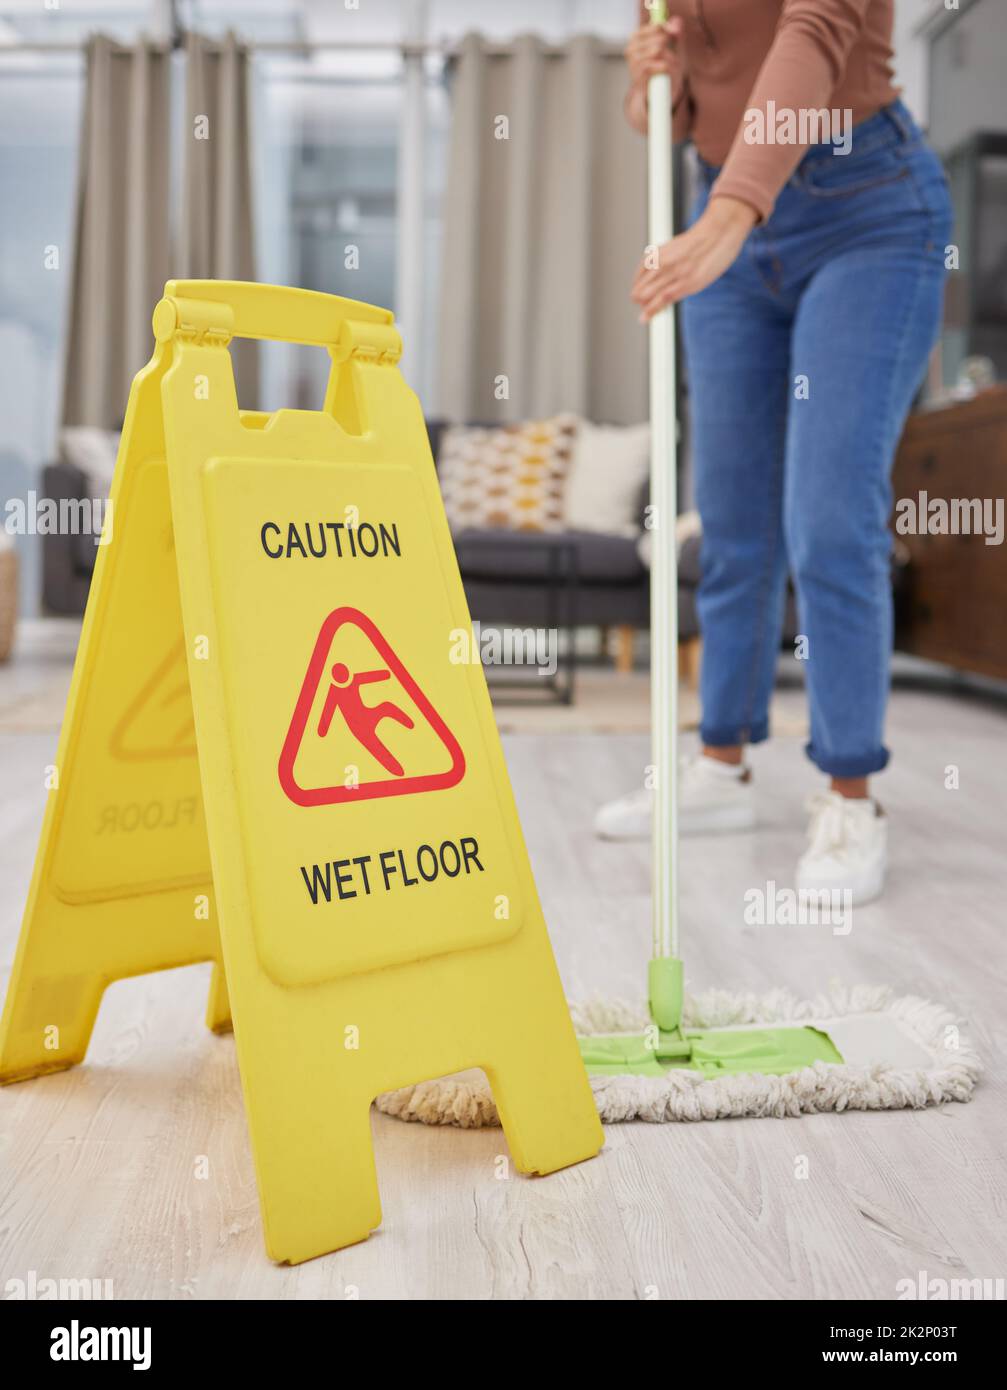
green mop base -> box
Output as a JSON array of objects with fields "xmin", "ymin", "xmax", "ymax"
[{"xmin": 579, "ymin": 1025, "xmax": 843, "ymax": 1078}]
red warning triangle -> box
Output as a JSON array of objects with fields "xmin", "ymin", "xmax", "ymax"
[{"xmin": 278, "ymin": 606, "xmax": 465, "ymax": 807}]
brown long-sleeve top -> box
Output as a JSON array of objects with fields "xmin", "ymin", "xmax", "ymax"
[{"xmin": 633, "ymin": 0, "xmax": 900, "ymax": 222}]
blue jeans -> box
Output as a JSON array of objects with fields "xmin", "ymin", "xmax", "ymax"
[{"xmin": 682, "ymin": 101, "xmax": 952, "ymax": 778}]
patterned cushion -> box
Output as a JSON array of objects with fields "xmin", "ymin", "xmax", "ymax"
[{"xmin": 437, "ymin": 415, "xmax": 578, "ymax": 533}]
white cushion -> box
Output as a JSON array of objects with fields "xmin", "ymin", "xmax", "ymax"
[
  {"xmin": 637, "ymin": 509, "xmax": 702, "ymax": 570},
  {"xmin": 59, "ymin": 427, "xmax": 121, "ymax": 495},
  {"xmin": 563, "ymin": 419, "xmax": 650, "ymax": 537}
]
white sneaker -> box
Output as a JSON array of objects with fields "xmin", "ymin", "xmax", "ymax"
[
  {"xmin": 796, "ymin": 791, "xmax": 887, "ymax": 906},
  {"xmin": 594, "ymin": 755, "xmax": 756, "ymax": 840}
]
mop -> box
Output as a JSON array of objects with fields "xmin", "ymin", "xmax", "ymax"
[{"xmin": 376, "ymin": 1, "xmax": 980, "ymax": 1128}]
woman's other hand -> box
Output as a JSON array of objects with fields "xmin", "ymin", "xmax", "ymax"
[{"xmin": 632, "ymin": 197, "xmax": 758, "ymax": 319}]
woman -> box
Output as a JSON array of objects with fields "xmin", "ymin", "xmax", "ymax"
[{"xmin": 596, "ymin": 1, "xmax": 952, "ymax": 905}]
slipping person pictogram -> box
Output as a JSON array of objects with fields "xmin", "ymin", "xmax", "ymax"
[
  {"xmin": 318, "ymin": 662, "xmax": 414, "ymax": 777},
  {"xmin": 279, "ymin": 606, "xmax": 465, "ymax": 807}
]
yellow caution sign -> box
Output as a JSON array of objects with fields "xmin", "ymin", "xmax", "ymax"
[{"xmin": 0, "ymin": 281, "xmax": 603, "ymax": 1262}]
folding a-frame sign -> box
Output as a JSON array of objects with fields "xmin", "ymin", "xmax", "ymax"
[{"xmin": 0, "ymin": 281, "xmax": 603, "ymax": 1263}]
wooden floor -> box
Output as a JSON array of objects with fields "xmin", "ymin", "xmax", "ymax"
[{"xmin": 1, "ymin": 625, "xmax": 1005, "ymax": 1299}]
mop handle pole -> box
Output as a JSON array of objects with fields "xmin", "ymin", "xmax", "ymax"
[{"xmin": 646, "ymin": 0, "xmax": 679, "ymax": 964}]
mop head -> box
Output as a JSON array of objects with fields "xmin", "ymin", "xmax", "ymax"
[{"xmin": 375, "ymin": 984, "xmax": 980, "ymax": 1127}]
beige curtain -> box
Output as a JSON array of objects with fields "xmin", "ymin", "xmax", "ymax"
[
  {"xmin": 179, "ymin": 31, "xmax": 258, "ymax": 405},
  {"xmin": 61, "ymin": 31, "xmax": 258, "ymax": 427},
  {"xmin": 61, "ymin": 36, "xmax": 172, "ymax": 428},
  {"xmin": 437, "ymin": 33, "xmax": 648, "ymax": 426}
]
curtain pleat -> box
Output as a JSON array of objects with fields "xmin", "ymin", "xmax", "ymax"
[
  {"xmin": 499, "ymin": 35, "xmax": 544, "ymax": 419},
  {"xmin": 438, "ymin": 34, "xmax": 487, "ymax": 420},
  {"xmin": 180, "ymin": 31, "xmax": 258, "ymax": 406},
  {"xmin": 62, "ymin": 31, "xmax": 259, "ymax": 427},
  {"xmin": 436, "ymin": 33, "xmax": 648, "ymax": 426},
  {"xmin": 534, "ymin": 34, "xmax": 596, "ymax": 418},
  {"xmin": 61, "ymin": 37, "xmax": 172, "ymax": 428}
]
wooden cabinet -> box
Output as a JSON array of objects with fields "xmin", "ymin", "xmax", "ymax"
[{"xmin": 891, "ymin": 386, "xmax": 1007, "ymax": 680}]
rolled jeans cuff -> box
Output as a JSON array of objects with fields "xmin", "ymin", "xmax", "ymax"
[
  {"xmin": 700, "ymin": 719, "xmax": 770, "ymax": 748},
  {"xmin": 805, "ymin": 742, "xmax": 890, "ymax": 778}
]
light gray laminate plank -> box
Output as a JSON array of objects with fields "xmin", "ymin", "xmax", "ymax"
[{"xmin": 0, "ymin": 646, "xmax": 1004, "ymax": 1299}]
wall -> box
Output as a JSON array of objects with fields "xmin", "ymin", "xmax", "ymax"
[{"xmin": 927, "ymin": 0, "xmax": 1007, "ymax": 154}]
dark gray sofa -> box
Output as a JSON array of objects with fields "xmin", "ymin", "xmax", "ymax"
[
  {"xmin": 41, "ymin": 461, "xmax": 101, "ymax": 615},
  {"xmin": 423, "ymin": 420, "xmax": 652, "ymax": 641},
  {"xmin": 39, "ymin": 426, "xmax": 655, "ymax": 642},
  {"xmin": 39, "ymin": 424, "xmax": 818, "ymax": 661}
]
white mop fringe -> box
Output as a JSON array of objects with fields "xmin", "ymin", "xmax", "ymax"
[{"xmin": 374, "ymin": 983, "xmax": 980, "ymax": 1127}]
